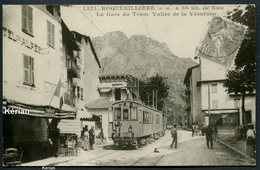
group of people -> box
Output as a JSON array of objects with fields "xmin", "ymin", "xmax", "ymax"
[
  {"xmin": 235, "ymin": 125, "xmax": 250, "ymax": 140},
  {"xmin": 170, "ymin": 122, "xmax": 255, "ymax": 158},
  {"xmin": 81, "ymin": 125, "xmax": 95, "ymax": 151},
  {"xmin": 81, "ymin": 126, "xmax": 106, "ymax": 151},
  {"xmin": 170, "ymin": 123, "xmax": 217, "ymax": 150}
]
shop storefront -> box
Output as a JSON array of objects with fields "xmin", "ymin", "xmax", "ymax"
[{"xmin": 2, "ymin": 98, "xmax": 76, "ymax": 163}]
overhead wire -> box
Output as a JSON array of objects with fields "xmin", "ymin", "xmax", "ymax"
[{"xmin": 74, "ymin": 5, "xmax": 142, "ymax": 75}]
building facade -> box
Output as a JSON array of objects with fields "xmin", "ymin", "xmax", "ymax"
[
  {"xmin": 184, "ymin": 57, "xmax": 256, "ymax": 129},
  {"xmin": 3, "ymin": 5, "xmax": 76, "ymax": 162},
  {"xmin": 60, "ymin": 19, "xmax": 102, "ymax": 137},
  {"xmin": 184, "ymin": 65, "xmax": 201, "ymax": 127}
]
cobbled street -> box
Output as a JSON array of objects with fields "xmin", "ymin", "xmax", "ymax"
[{"xmin": 37, "ymin": 129, "xmax": 255, "ymax": 166}]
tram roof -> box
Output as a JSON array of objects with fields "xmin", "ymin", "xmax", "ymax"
[{"xmin": 112, "ymin": 100, "xmax": 161, "ymax": 113}]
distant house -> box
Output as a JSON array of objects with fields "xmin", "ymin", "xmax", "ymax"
[
  {"xmin": 184, "ymin": 57, "xmax": 256, "ymax": 128},
  {"xmin": 199, "ymin": 58, "xmax": 255, "ymax": 127},
  {"xmin": 183, "ymin": 65, "xmax": 201, "ymax": 127}
]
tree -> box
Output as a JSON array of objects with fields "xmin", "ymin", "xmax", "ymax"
[
  {"xmin": 223, "ymin": 5, "xmax": 256, "ymax": 125},
  {"xmin": 223, "ymin": 68, "xmax": 255, "ymax": 125},
  {"xmin": 139, "ymin": 74, "xmax": 170, "ymax": 111},
  {"xmin": 226, "ymin": 5, "xmax": 256, "ymax": 70}
]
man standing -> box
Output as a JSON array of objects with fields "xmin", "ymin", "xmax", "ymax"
[
  {"xmin": 205, "ymin": 125, "xmax": 214, "ymax": 149},
  {"xmin": 170, "ymin": 124, "xmax": 178, "ymax": 149},
  {"xmin": 89, "ymin": 126, "xmax": 95, "ymax": 150}
]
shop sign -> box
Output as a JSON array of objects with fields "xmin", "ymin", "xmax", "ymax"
[
  {"xmin": 45, "ymin": 108, "xmax": 55, "ymax": 114},
  {"xmin": 3, "ymin": 26, "xmax": 42, "ymax": 54}
]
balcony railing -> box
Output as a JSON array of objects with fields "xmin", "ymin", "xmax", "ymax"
[
  {"xmin": 68, "ymin": 61, "xmax": 80, "ymax": 78},
  {"xmin": 185, "ymin": 103, "xmax": 191, "ymax": 111},
  {"xmin": 64, "ymin": 93, "xmax": 76, "ymax": 107},
  {"xmin": 185, "ymin": 88, "xmax": 191, "ymax": 95}
]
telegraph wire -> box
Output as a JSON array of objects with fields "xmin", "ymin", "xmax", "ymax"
[{"xmin": 74, "ymin": 6, "xmax": 142, "ymax": 74}]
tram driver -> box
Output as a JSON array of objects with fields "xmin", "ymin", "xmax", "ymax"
[{"xmin": 123, "ymin": 110, "xmax": 128, "ymax": 120}]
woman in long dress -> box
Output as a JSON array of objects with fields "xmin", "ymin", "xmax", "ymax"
[{"xmin": 83, "ymin": 129, "xmax": 89, "ymax": 151}]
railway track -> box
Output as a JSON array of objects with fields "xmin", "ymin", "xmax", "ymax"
[
  {"xmin": 54, "ymin": 130, "xmax": 182, "ymax": 166},
  {"xmin": 131, "ymin": 132, "xmax": 181, "ymax": 166}
]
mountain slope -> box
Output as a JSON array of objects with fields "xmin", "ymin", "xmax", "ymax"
[{"xmin": 92, "ymin": 31, "xmax": 198, "ymax": 109}]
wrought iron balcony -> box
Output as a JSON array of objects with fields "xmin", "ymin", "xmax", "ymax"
[
  {"xmin": 185, "ymin": 88, "xmax": 191, "ymax": 95},
  {"xmin": 184, "ymin": 103, "xmax": 191, "ymax": 111},
  {"xmin": 64, "ymin": 93, "xmax": 76, "ymax": 107},
  {"xmin": 67, "ymin": 61, "xmax": 80, "ymax": 78}
]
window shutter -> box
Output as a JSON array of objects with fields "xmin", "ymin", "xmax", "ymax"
[
  {"xmin": 51, "ymin": 24, "xmax": 55, "ymax": 47},
  {"xmin": 28, "ymin": 6, "xmax": 33, "ymax": 34},
  {"xmin": 47, "ymin": 21, "xmax": 51, "ymax": 45},
  {"xmin": 77, "ymin": 86, "xmax": 80, "ymax": 98},
  {"xmin": 23, "ymin": 55, "xmax": 29, "ymax": 83},
  {"xmin": 22, "ymin": 6, "xmax": 27, "ymax": 31},
  {"xmin": 213, "ymin": 100, "xmax": 218, "ymax": 109},
  {"xmin": 80, "ymin": 88, "xmax": 83, "ymax": 100},
  {"xmin": 30, "ymin": 57, "xmax": 34, "ymax": 84},
  {"xmin": 47, "ymin": 21, "xmax": 55, "ymax": 47}
]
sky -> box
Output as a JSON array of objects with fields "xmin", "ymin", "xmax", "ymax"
[{"xmin": 61, "ymin": 4, "xmax": 244, "ymax": 59}]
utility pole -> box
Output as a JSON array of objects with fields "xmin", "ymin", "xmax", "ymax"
[
  {"xmin": 146, "ymin": 92, "xmax": 149, "ymax": 106},
  {"xmin": 152, "ymin": 90, "xmax": 155, "ymax": 108},
  {"xmin": 155, "ymin": 90, "xmax": 157, "ymax": 109},
  {"xmin": 208, "ymin": 83, "xmax": 211, "ymax": 125},
  {"xmin": 138, "ymin": 78, "xmax": 139, "ymax": 98},
  {"xmin": 166, "ymin": 100, "xmax": 167, "ymax": 115},
  {"xmin": 174, "ymin": 106, "xmax": 176, "ymax": 125}
]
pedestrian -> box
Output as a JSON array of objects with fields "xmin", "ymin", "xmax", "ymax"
[
  {"xmin": 246, "ymin": 124, "xmax": 255, "ymax": 158},
  {"xmin": 191, "ymin": 123, "xmax": 195, "ymax": 137},
  {"xmin": 83, "ymin": 127, "xmax": 89, "ymax": 151},
  {"xmin": 201, "ymin": 123, "xmax": 205, "ymax": 136},
  {"xmin": 48, "ymin": 137, "xmax": 53, "ymax": 157},
  {"xmin": 89, "ymin": 126, "xmax": 95, "ymax": 150},
  {"xmin": 242, "ymin": 124, "xmax": 248, "ymax": 139},
  {"xmin": 98, "ymin": 128, "xmax": 105, "ymax": 144},
  {"xmin": 170, "ymin": 124, "xmax": 177, "ymax": 148},
  {"xmin": 213, "ymin": 124, "xmax": 218, "ymax": 140},
  {"xmin": 205, "ymin": 125, "xmax": 214, "ymax": 149}
]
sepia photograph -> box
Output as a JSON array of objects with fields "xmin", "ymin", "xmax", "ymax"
[{"xmin": 2, "ymin": 3, "xmax": 257, "ymax": 167}]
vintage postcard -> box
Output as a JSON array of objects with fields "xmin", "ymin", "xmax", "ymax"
[{"xmin": 2, "ymin": 4, "xmax": 256, "ymax": 167}]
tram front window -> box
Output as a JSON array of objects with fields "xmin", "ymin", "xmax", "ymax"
[
  {"xmin": 123, "ymin": 109, "xmax": 128, "ymax": 120},
  {"xmin": 114, "ymin": 108, "xmax": 121, "ymax": 120}
]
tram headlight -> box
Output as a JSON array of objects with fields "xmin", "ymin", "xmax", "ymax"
[{"xmin": 128, "ymin": 126, "xmax": 132, "ymax": 132}]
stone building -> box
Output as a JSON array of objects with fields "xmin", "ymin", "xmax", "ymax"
[
  {"xmin": 184, "ymin": 58, "xmax": 256, "ymax": 128},
  {"xmin": 183, "ymin": 65, "xmax": 201, "ymax": 127},
  {"xmin": 3, "ymin": 5, "xmax": 76, "ymax": 162}
]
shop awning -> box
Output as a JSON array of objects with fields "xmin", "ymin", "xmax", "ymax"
[
  {"xmin": 3, "ymin": 98, "xmax": 76, "ymax": 119},
  {"xmin": 57, "ymin": 119, "xmax": 81, "ymax": 136},
  {"xmin": 204, "ymin": 109, "xmax": 239, "ymax": 114},
  {"xmin": 76, "ymin": 109, "xmax": 92, "ymax": 119},
  {"xmin": 98, "ymin": 88, "xmax": 111, "ymax": 93},
  {"xmin": 80, "ymin": 114, "xmax": 101, "ymax": 122}
]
